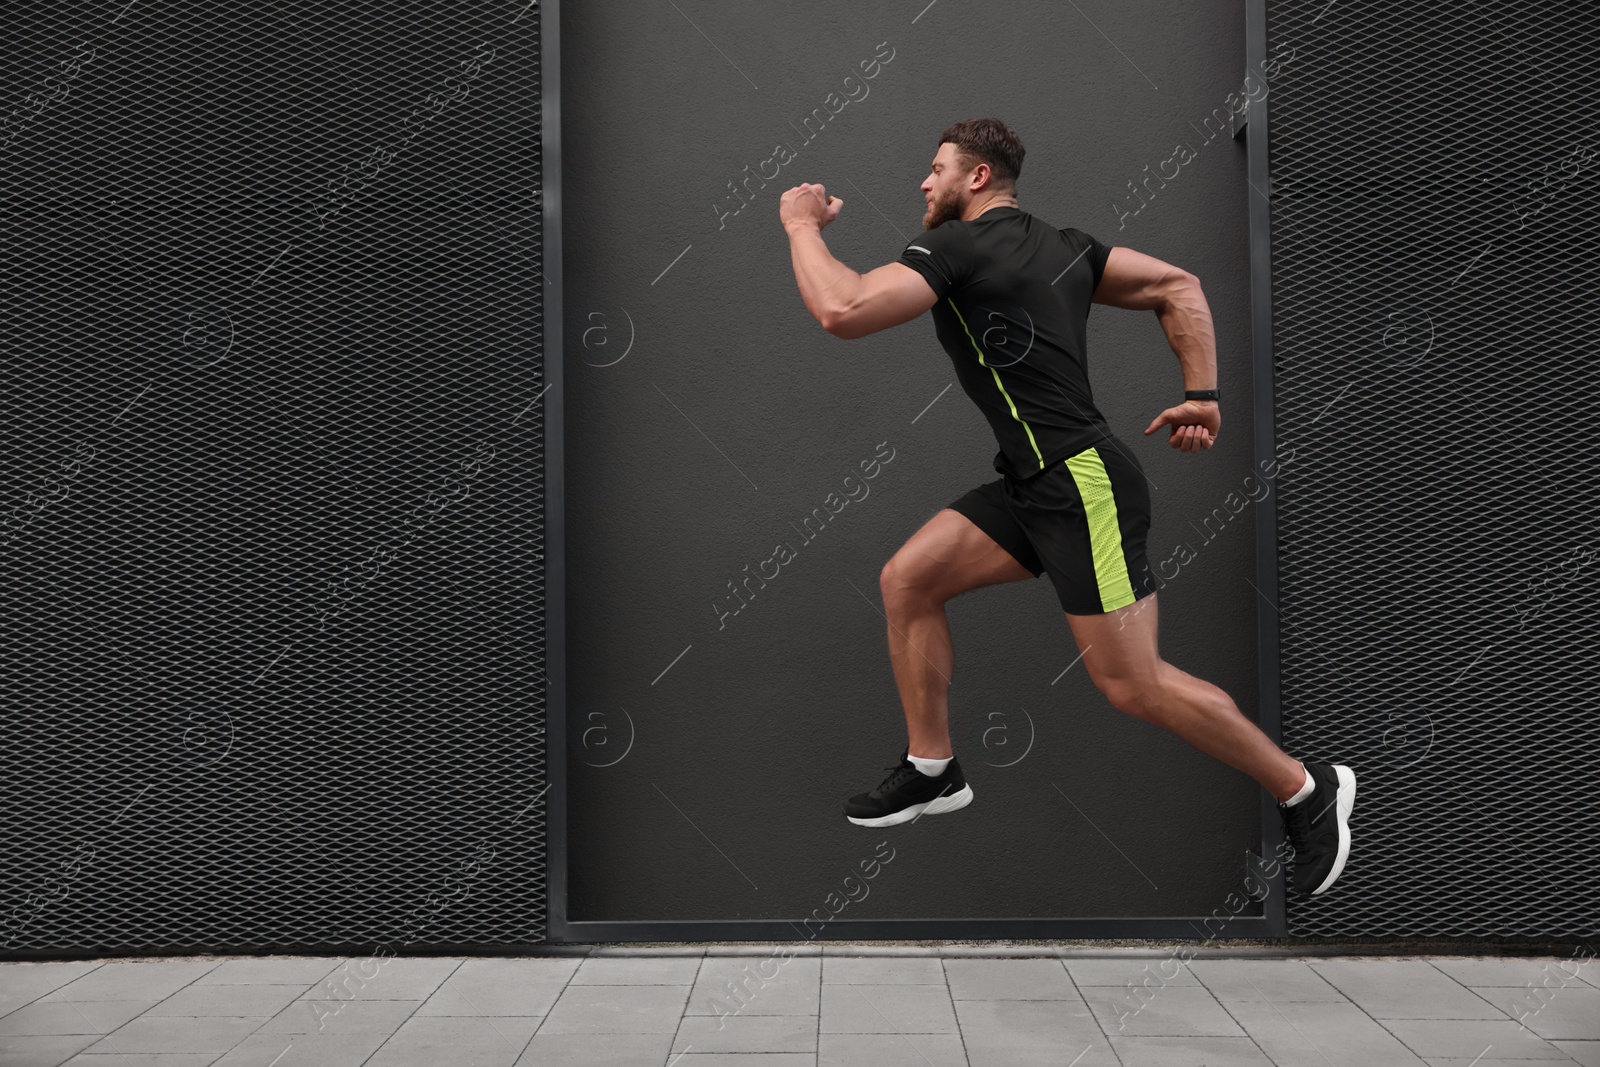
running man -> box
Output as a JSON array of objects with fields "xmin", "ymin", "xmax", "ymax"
[{"xmin": 779, "ymin": 118, "xmax": 1356, "ymax": 897}]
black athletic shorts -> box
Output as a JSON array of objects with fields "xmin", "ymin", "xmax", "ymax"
[{"xmin": 947, "ymin": 437, "xmax": 1157, "ymax": 615}]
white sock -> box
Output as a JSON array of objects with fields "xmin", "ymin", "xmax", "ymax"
[
  {"xmin": 1282, "ymin": 761, "xmax": 1314, "ymax": 806},
  {"xmin": 908, "ymin": 753, "xmax": 951, "ymax": 777}
]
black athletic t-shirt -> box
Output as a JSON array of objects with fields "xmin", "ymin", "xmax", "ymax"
[{"xmin": 896, "ymin": 206, "xmax": 1114, "ymax": 480}]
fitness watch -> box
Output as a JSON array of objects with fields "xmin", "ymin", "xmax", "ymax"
[{"xmin": 1185, "ymin": 388, "xmax": 1221, "ymax": 402}]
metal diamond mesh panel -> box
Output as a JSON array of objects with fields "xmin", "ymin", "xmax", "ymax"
[
  {"xmin": 1, "ymin": 1, "xmax": 546, "ymax": 953},
  {"xmin": 1265, "ymin": 2, "xmax": 1600, "ymax": 936}
]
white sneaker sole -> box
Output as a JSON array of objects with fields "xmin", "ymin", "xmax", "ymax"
[
  {"xmin": 1310, "ymin": 764, "xmax": 1357, "ymax": 895},
  {"xmin": 846, "ymin": 784, "xmax": 974, "ymax": 827}
]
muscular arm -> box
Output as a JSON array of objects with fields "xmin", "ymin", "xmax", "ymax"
[
  {"xmin": 786, "ymin": 222, "xmax": 937, "ymax": 339},
  {"xmin": 1092, "ymin": 246, "xmax": 1218, "ymax": 395}
]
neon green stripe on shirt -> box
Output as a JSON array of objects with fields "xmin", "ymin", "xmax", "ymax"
[{"xmin": 947, "ymin": 297, "xmax": 1045, "ymax": 472}]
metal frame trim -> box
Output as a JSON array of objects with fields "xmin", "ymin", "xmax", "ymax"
[
  {"xmin": 542, "ymin": 0, "xmax": 570, "ymax": 944},
  {"xmin": 557, "ymin": 918, "xmax": 1279, "ymax": 942},
  {"xmin": 1245, "ymin": 0, "xmax": 1289, "ymax": 936},
  {"xmin": 541, "ymin": 0, "xmax": 1289, "ymax": 944}
]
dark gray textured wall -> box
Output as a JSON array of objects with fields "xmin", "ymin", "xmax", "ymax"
[{"xmin": 561, "ymin": 0, "xmax": 1268, "ymax": 923}]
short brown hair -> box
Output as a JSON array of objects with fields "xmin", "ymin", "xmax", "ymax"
[{"xmin": 938, "ymin": 118, "xmax": 1025, "ymax": 188}]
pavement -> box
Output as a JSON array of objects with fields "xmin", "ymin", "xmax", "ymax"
[{"xmin": 1, "ymin": 946, "xmax": 1598, "ymax": 1066}]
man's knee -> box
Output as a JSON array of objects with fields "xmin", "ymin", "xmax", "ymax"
[
  {"xmin": 1098, "ymin": 675, "xmax": 1166, "ymax": 722},
  {"xmin": 880, "ymin": 553, "xmax": 939, "ymax": 606}
]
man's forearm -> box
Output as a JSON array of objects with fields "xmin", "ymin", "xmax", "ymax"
[
  {"xmin": 786, "ymin": 222, "xmax": 861, "ymax": 329},
  {"xmin": 1155, "ymin": 276, "xmax": 1219, "ymax": 393}
]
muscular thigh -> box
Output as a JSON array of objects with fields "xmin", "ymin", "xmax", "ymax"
[
  {"xmin": 885, "ymin": 503, "xmax": 1041, "ymax": 604},
  {"xmin": 1066, "ymin": 588, "xmax": 1163, "ymax": 696}
]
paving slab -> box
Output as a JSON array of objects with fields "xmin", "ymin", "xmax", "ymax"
[
  {"xmin": 213, "ymin": 1032, "xmax": 391, "ymax": 1066},
  {"xmin": 0, "ymin": 1033, "xmax": 99, "ymax": 1065},
  {"xmin": 80, "ymin": 1015, "xmax": 266, "ymax": 1055},
  {"xmin": 942, "ymin": 958, "xmax": 1079, "ymax": 1000},
  {"xmin": 963, "ymin": 1036, "xmax": 1118, "ymax": 1067},
  {"xmin": 821, "ymin": 982, "xmax": 958, "ymax": 1034},
  {"xmin": 688, "ymin": 957, "xmax": 821, "ymax": 1017},
  {"xmin": 951, "ymin": 997, "xmax": 1106, "ymax": 1063},
  {"xmin": 0, "ymin": 962, "xmax": 102, "ymax": 1018},
  {"xmin": 536, "ymin": 983, "xmax": 689, "ymax": 1034},
  {"xmin": 1429, "ymin": 956, "xmax": 1592, "ymax": 988},
  {"xmin": 513, "ymin": 1032, "xmax": 675, "ymax": 1066},
  {"xmin": 413, "ymin": 959, "xmax": 574, "ymax": 1017},
  {"xmin": 817, "ymin": 1032, "xmax": 969, "ymax": 1067},
  {"xmin": 0, "ymin": 998, "xmax": 153, "ymax": 1036},
  {"xmin": 296, "ymin": 957, "xmax": 462, "ymax": 1003},
  {"xmin": 365, "ymin": 1014, "xmax": 540, "ymax": 1066},
  {"xmin": 1552, "ymin": 1040, "xmax": 1600, "ymax": 1066},
  {"xmin": 1222, "ymin": 997, "xmax": 1428, "ymax": 1066},
  {"xmin": 195, "ymin": 959, "xmax": 345, "ymax": 986},
  {"xmin": 1311, "ymin": 959, "xmax": 1508, "ymax": 1019},
  {"xmin": 822, "ymin": 956, "xmax": 945, "ymax": 985},
  {"xmin": 1188, "ymin": 959, "xmax": 1350, "ymax": 1002},
  {"xmin": 569, "ymin": 956, "xmax": 703, "ymax": 985},
  {"xmin": 1085, "ymin": 984, "xmax": 1243, "ymax": 1038},
  {"xmin": 672, "ymin": 1012, "xmax": 818, "ymax": 1053},
  {"xmin": 37, "ymin": 962, "xmax": 219, "ymax": 1003},
  {"xmin": 1064, "ymin": 956, "xmax": 1202, "ymax": 987},
  {"xmin": 1512, "ymin": 986, "xmax": 1600, "ymax": 1041},
  {"xmin": 1105, "ymin": 1035, "xmax": 1276, "ymax": 1066},
  {"xmin": 146, "ymin": 983, "xmax": 309, "ymax": 1017},
  {"xmin": 257, "ymin": 998, "xmax": 423, "ymax": 1035},
  {"xmin": 1381, "ymin": 1017, "xmax": 1573, "ymax": 1059},
  {"xmin": 668, "ymin": 1056, "xmax": 815, "ymax": 1065},
  {"xmin": 62, "ymin": 1055, "xmax": 219, "ymax": 1065}
]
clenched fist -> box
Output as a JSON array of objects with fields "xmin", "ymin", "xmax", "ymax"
[{"xmin": 780, "ymin": 183, "xmax": 844, "ymax": 233}]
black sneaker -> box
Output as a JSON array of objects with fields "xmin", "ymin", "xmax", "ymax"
[
  {"xmin": 844, "ymin": 748, "xmax": 974, "ymax": 827},
  {"xmin": 1278, "ymin": 761, "xmax": 1357, "ymax": 896}
]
